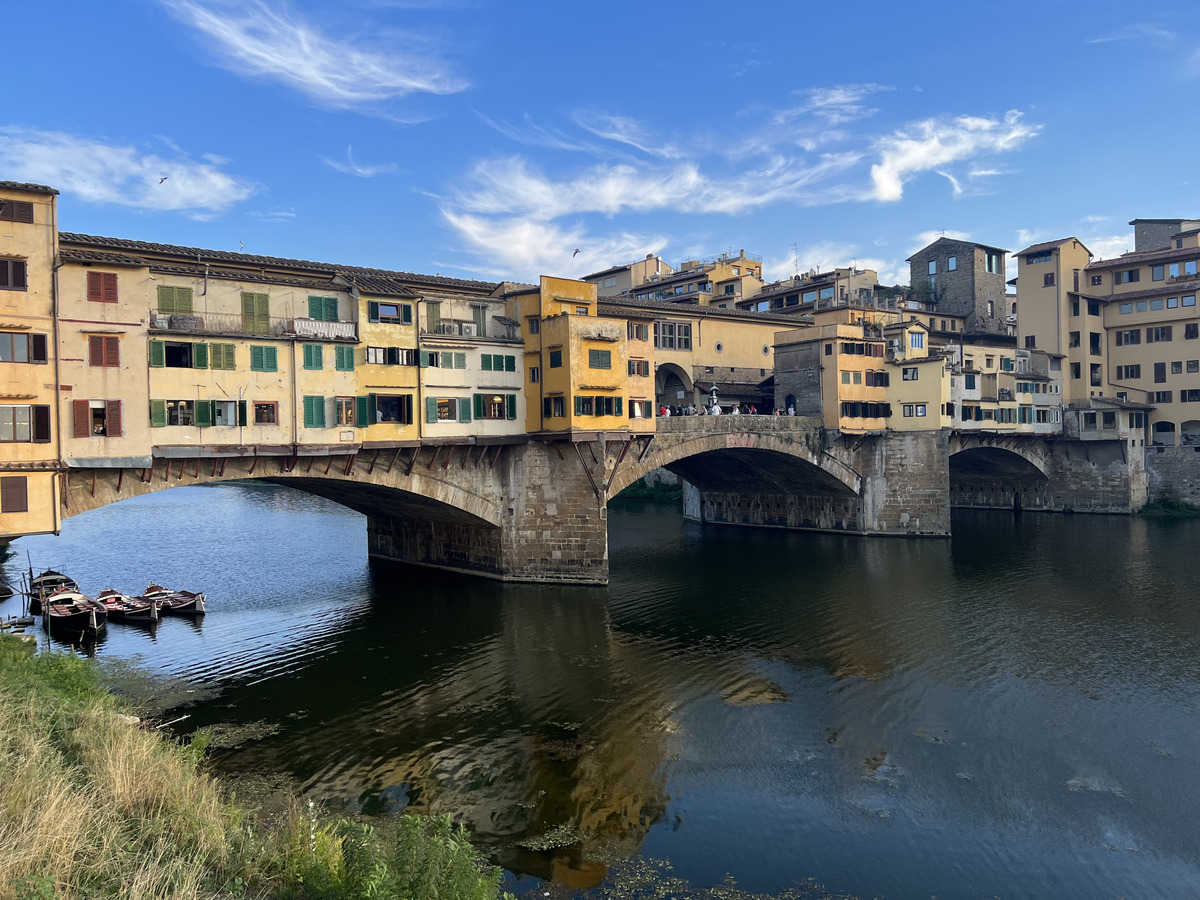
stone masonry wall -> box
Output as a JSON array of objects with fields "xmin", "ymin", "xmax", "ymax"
[
  {"xmin": 1146, "ymin": 445, "xmax": 1200, "ymax": 505},
  {"xmin": 854, "ymin": 430, "xmax": 951, "ymax": 535}
]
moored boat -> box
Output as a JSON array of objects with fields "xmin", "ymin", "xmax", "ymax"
[
  {"xmin": 97, "ymin": 588, "xmax": 159, "ymax": 623},
  {"xmin": 30, "ymin": 570, "xmax": 79, "ymax": 615},
  {"xmin": 141, "ymin": 584, "xmax": 206, "ymax": 616},
  {"xmin": 42, "ymin": 589, "xmax": 107, "ymax": 637}
]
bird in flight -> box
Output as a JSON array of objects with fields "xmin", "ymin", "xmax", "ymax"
[
  {"xmin": 572, "ymin": 248, "xmax": 581, "ymax": 257},
  {"xmin": 239, "ymin": 241, "xmax": 245, "ymax": 252},
  {"xmin": 158, "ymin": 176, "xmax": 168, "ymax": 184}
]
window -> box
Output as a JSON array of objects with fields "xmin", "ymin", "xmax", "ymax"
[
  {"xmin": 241, "ymin": 292, "xmax": 270, "ymax": 334},
  {"xmin": 1115, "ymin": 329, "xmax": 1140, "ymax": 346},
  {"xmin": 628, "ymin": 359, "xmax": 650, "ymax": 377},
  {"xmin": 303, "ymin": 344, "xmax": 323, "ymax": 370},
  {"xmin": 552, "ymin": 396, "xmax": 565, "ymax": 417},
  {"xmin": 250, "ymin": 345, "xmax": 278, "ymax": 372},
  {"xmin": 148, "ymin": 399, "xmax": 196, "ymax": 427},
  {"xmin": 1090, "ymin": 363, "xmax": 1103, "ymax": 386},
  {"xmin": 902, "ymin": 367, "xmax": 918, "ymax": 381},
  {"xmin": 213, "ymin": 400, "xmax": 237, "ymax": 426},
  {"xmin": 303, "ymin": 396, "xmax": 326, "ymax": 428},
  {"xmin": 1183, "ymin": 390, "xmax": 1200, "ymax": 402},
  {"xmin": 1170, "ymin": 263, "xmax": 1181, "ymax": 278},
  {"xmin": 87, "ymin": 336, "xmax": 120, "ymax": 368},
  {"xmin": 985, "ymin": 251, "xmax": 1002, "ymax": 274},
  {"xmin": 1117, "ymin": 269, "xmax": 1140, "ymax": 284},
  {"xmin": 149, "ymin": 340, "xmax": 202, "ymax": 369},
  {"xmin": 366, "ymin": 346, "xmax": 385, "ymax": 365},
  {"xmin": 1153, "ymin": 265, "xmax": 1165, "ymax": 282},
  {"xmin": 210, "ymin": 343, "xmax": 236, "ymax": 370},
  {"xmin": 1187, "ymin": 324, "xmax": 1199, "ymax": 340},
  {"xmin": 336, "ymin": 397, "xmax": 355, "ymax": 426},
  {"xmin": 549, "ymin": 350, "xmax": 562, "ymax": 368},
  {"xmin": 528, "ymin": 318, "xmax": 540, "ymax": 335},
  {"xmin": 588, "ymin": 348, "xmax": 611, "ymax": 369},
  {"xmin": 435, "ymin": 398, "xmax": 462, "ymax": 422},
  {"xmin": 928, "ymin": 260, "xmax": 937, "ymax": 275},
  {"xmin": 723, "ymin": 284, "xmax": 736, "ymax": 296},
  {"xmin": 1027, "ymin": 251, "xmax": 1052, "ymax": 264},
  {"xmin": 1151, "ymin": 299, "xmax": 1164, "ymax": 311},
  {"xmin": 1154, "ymin": 391, "xmax": 1173, "ymax": 403},
  {"xmin": 1115, "ymin": 365, "xmax": 1141, "ymax": 380},
  {"xmin": 0, "ymin": 259, "xmax": 28, "ymax": 291},
  {"xmin": 1168, "ymin": 297, "xmax": 1179, "ymax": 308},
  {"xmin": 480, "ymin": 353, "xmax": 515, "ymax": 372},
  {"xmin": 1189, "ymin": 360, "xmax": 1199, "ymax": 374},
  {"xmin": 1148, "ymin": 326, "xmax": 1173, "ymax": 343},
  {"xmin": 474, "ymin": 393, "xmax": 515, "ymax": 420},
  {"xmin": 1155, "ymin": 362, "xmax": 1167, "ymax": 383},
  {"xmin": 0, "ymin": 405, "xmax": 50, "ymax": 442},
  {"xmin": 73, "ymin": 399, "xmax": 123, "ymax": 438},
  {"xmin": 1089, "ymin": 333, "xmax": 1102, "ymax": 355},
  {"xmin": 529, "ymin": 366, "xmax": 540, "ymax": 383},
  {"xmin": 627, "ymin": 322, "xmax": 649, "ymax": 341},
  {"xmin": 87, "ymin": 272, "xmax": 119, "ymax": 303},
  {"xmin": 1188, "ymin": 261, "xmax": 1198, "ymax": 276},
  {"xmin": 308, "ymin": 296, "xmax": 339, "ymax": 322},
  {"xmin": 425, "ymin": 301, "xmax": 441, "ymax": 333},
  {"xmin": 334, "ymin": 345, "xmax": 355, "ymax": 371},
  {"xmin": 1185, "ymin": 295, "xmax": 1197, "ymax": 307},
  {"xmin": 254, "ymin": 402, "xmax": 277, "ymax": 425},
  {"xmin": 576, "ymin": 395, "xmax": 593, "ymax": 416},
  {"xmin": 0, "ymin": 199, "xmax": 34, "ymax": 223},
  {"xmin": 964, "ymin": 373, "xmax": 976, "ymax": 390},
  {"xmin": 156, "ymin": 285, "xmax": 193, "ymax": 314},
  {"xmin": 576, "ymin": 306, "xmax": 589, "ymax": 315},
  {"xmin": 372, "ymin": 394, "xmax": 414, "ymax": 424},
  {"xmin": 948, "ymin": 255, "xmax": 957, "ymax": 271},
  {"xmin": 603, "ymin": 276, "xmax": 616, "ymax": 288},
  {"xmin": 0, "ymin": 332, "xmax": 47, "ymax": 364},
  {"xmin": 0, "ymin": 476, "xmax": 28, "ymax": 513},
  {"xmin": 1068, "ymin": 331, "xmax": 1080, "ymax": 348},
  {"xmin": 1088, "ymin": 301, "xmax": 1100, "ymax": 316},
  {"xmin": 1091, "ymin": 274, "xmax": 1103, "ymax": 286},
  {"xmin": 1083, "ymin": 412, "xmax": 1097, "ymax": 430},
  {"xmin": 910, "ymin": 332, "xmax": 924, "ymax": 349},
  {"xmin": 1042, "ymin": 271, "xmax": 1056, "ymax": 287},
  {"xmin": 1025, "ymin": 335, "xmax": 1036, "ymax": 349}
]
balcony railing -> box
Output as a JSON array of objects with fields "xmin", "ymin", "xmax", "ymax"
[{"xmin": 149, "ymin": 310, "xmax": 357, "ymax": 342}]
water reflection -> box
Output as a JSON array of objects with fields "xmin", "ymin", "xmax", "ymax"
[{"xmin": 7, "ymin": 487, "xmax": 1200, "ymax": 899}]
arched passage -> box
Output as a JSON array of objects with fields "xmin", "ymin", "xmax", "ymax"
[
  {"xmin": 655, "ymin": 362, "xmax": 693, "ymax": 409},
  {"xmin": 949, "ymin": 445, "xmax": 1049, "ymax": 511}
]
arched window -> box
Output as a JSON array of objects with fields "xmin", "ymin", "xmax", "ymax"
[{"xmin": 1152, "ymin": 421, "xmax": 1177, "ymax": 446}]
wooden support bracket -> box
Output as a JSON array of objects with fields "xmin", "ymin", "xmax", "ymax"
[
  {"xmin": 367, "ymin": 450, "xmax": 380, "ymax": 475},
  {"xmin": 248, "ymin": 455, "xmax": 259, "ymax": 476},
  {"xmin": 604, "ymin": 437, "xmax": 633, "ymax": 494},
  {"xmin": 91, "ymin": 470, "xmax": 97, "ymax": 498},
  {"xmin": 116, "ymin": 469, "xmax": 124, "ymax": 494},
  {"xmin": 388, "ymin": 447, "xmax": 402, "ymax": 473},
  {"xmin": 344, "ymin": 454, "xmax": 356, "ymax": 476},
  {"xmin": 427, "ymin": 445, "xmax": 444, "ymax": 471},
  {"xmin": 573, "ymin": 442, "xmax": 602, "ymax": 500},
  {"xmin": 637, "ymin": 435, "xmax": 655, "ymax": 463},
  {"xmin": 405, "ymin": 447, "xmax": 418, "ymax": 476},
  {"xmin": 305, "ymin": 456, "xmax": 315, "ymax": 474},
  {"xmin": 442, "ymin": 446, "xmax": 454, "ymax": 470},
  {"xmin": 323, "ymin": 456, "xmax": 334, "ymax": 475}
]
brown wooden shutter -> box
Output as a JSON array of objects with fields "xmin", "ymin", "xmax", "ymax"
[
  {"xmin": 31, "ymin": 406, "xmax": 50, "ymax": 443},
  {"xmin": 87, "ymin": 271, "xmax": 103, "ymax": 302},
  {"xmin": 30, "ymin": 333, "xmax": 47, "ymax": 364},
  {"xmin": 106, "ymin": 400, "xmax": 123, "ymax": 437},
  {"xmin": 103, "ymin": 336, "xmax": 120, "ymax": 367},
  {"xmin": 73, "ymin": 399, "xmax": 90, "ymax": 438},
  {"xmin": 102, "ymin": 273, "xmax": 118, "ymax": 303},
  {"xmin": 89, "ymin": 336, "xmax": 103, "ymax": 367},
  {"xmin": 0, "ymin": 476, "xmax": 28, "ymax": 513}
]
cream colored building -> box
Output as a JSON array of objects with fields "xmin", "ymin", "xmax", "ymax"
[
  {"xmin": 0, "ymin": 183, "xmax": 61, "ymax": 538},
  {"xmin": 628, "ymin": 250, "xmax": 764, "ymax": 309},
  {"xmin": 581, "ymin": 254, "xmax": 674, "ymax": 297}
]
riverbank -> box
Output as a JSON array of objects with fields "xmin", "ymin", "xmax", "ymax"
[{"xmin": 0, "ymin": 634, "xmax": 511, "ymax": 900}]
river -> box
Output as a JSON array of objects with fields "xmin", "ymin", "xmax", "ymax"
[{"xmin": 7, "ymin": 483, "xmax": 1200, "ymax": 899}]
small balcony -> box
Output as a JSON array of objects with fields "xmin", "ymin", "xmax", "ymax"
[{"xmin": 149, "ymin": 310, "xmax": 357, "ymax": 342}]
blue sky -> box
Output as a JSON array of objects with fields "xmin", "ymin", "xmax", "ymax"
[{"xmin": 6, "ymin": 1, "xmax": 1198, "ymax": 285}]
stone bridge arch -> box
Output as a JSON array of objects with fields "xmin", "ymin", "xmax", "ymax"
[{"xmin": 947, "ymin": 432, "xmax": 1050, "ymax": 510}]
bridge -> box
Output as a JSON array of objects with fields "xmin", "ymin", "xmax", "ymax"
[{"xmin": 57, "ymin": 418, "xmax": 1138, "ymax": 584}]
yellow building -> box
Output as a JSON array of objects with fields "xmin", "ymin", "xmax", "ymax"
[
  {"xmin": 506, "ymin": 277, "xmax": 643, "ymax": 435},
  {"xmin": 773, "ymin": 321, "xmax": 890, "ymax": 432},
  {"xmin": 355, "ymin": 286, "xmax": 420, "ymax": 445},
  {"xmin": 0, "ymin": 183, "xmax": 61, "ymax": 538},
  {"xmin": 627, "ymin": 250, "xmax": 764, "ymax": 309}
]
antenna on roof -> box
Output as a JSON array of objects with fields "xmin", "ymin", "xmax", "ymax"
[{"xmin": 791, "ymin": 243, "xmax": 800, "ymax": 278}]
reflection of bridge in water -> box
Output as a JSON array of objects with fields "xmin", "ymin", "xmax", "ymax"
[{"xmin": 61, "ymin": 417, "xmax": 1138, "ymax": 584}]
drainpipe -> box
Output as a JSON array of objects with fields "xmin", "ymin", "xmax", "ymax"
[
  {"xmin": 415, "ymin": 298, "xmax": 424, "ymax": 442},
  {"xmin": 289, "ymin": 337, "xmax": 299, "ymax": 456}
]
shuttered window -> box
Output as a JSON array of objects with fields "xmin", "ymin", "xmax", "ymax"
[
  {"xmin": 0, "ymin": 260, "xmax": 28, "ymax": 291},
  {"xmin": 303, "ymin": 396, "xmax": 326, "ymax": 428},
  {"xmin": 250, "ymin": 345, "xmax": 277, "ymax": 372},
  {"xmin": 106, "ymin": 400, "xmax": 122, "ymax": 437},
  {"xmin": 87, "ymin": 272, "xmax": 119, "ymax": 303},
  {"xmin": 307, "ymin": 296, "xmax": 338, "ymax": 322},
  {"xmin": 0, "ymin": 200, "xmax": 34, "ymax": 223},
  {"xmin": 335, "ymin": 345, "xmax": 355, "ymax": 371},
  {"xmin": 209, "ymin": 343, "xmax": 236, "ymax": 370},
  {"xmin": 88, "ymin": 335, "xmax": 120, "ymax": 368},
  {"xmin": 73, "ymin": 400, "xmax": 90, "ymax": 438},
  {"xmin": 30, "ymin": 334, "xmax": 47, "ymax": 364},
  {"xmin": 241, "ymin": 292, "xmax": 270, "ymax": 334},
  {"xmin": 156, "ymin": 285, "xmax": 193, "ymax": 313},
  {"xmin": 0, "ymin": 476, "xmax": 28, "ymax": 513},
  {"xmin": 303, "ymin": 344, "xmax": 323, "ymax": 370},
  {"xmin": 149, "ymin": 400, "xmax": 167, "ymax": 427},
  {"xmin": 588, "ymin": 349, "xmax": 611, "ymax": 369}
]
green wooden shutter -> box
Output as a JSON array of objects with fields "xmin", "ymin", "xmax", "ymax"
[
  {"xmin": 459, "ymin": 399, "xmax": 471, "ymax": 423},
  {"xmin": 264, "ymin": 346, "xmax": 277, "ymax": 372},
  {"xmin": 356, "ymin": 395, "xmax": 369, "ymax": 427},
  {"xmin": 480, "ymin": 353, "xmax": 492, "ymax": 371},
  {"xmin": 505, "ymin": 355, "xmax": 516, "ymax": 372},
  {"xmin": 574, "ymin": 396, "xmax": 583, "ymax": 416},
  {"xmin": 242, "ymin": 292, "xmax": 269, "ymax": 333},
  {"xmin": 193, "ymin": 342, "xmax": 208, "ymax": 369},
  {"xmin": 324, "ymin": 297, "xmax": 338, "ymax": 321},
  {"xmin": 149, "ymin": 399, "xmax": 166, "ymax": 427},
  {"xmin": 506, "ymin": 394, "xmax": 517, "ymax": 420},
  {"xmin": 420, "ymin": 349, "xmax": 430, "ymax": 367},
  {"xmin": 157, "ymin": 285, "xmax": 174, "ymax": 313},
  {"xmin": 425, "ymin": 396, "xmax": 438, "ymax": 423},
  {"xmin": 195, "ymin": 399, "xmax": 212, "ymax": 427},
  {"xmin": 401, "ymin": 304, "xmax": 412, "ymax": 324},
  {"xmin": 615, "ymin": 397, "xmax": 623, "ymax": 417},
  {"xmin": 303, "ymin": 396, "xmax": 313, "ymax": 428},
  {"xmin": 303, "ymin": 344, "xmax": 323, "ymax": 369},
  {"xmin": 250, "ymin": 345, "xmax": 263, "ymax": 371},
  {"xmin": 368, "ymin": 394, "xmax": 377, "ymax": 424},
  {"xmin": 440, "ymin": 351, "xmax": 452, "ymax": 369},
  {"xmin": 209, "ymin": 343, "xmax": 222, "ymax": 370},
  {"xmin": 474, "ymin": 393, "xmax": 483, "ymax": 419},
  {"xmin": 149, "ymin": 340, "xmax": 165, "ymax": 367},
  {"xmin": 368, "ymin": 301, "xmax": 380, "ymax": 323},
  {"xmin": 426, "ymin": 302, "xmax": 441, "ymax": 333},
  {"xmin": 238, "ymin": 400, "xmax": 248, "ymax": 426},
  {"xmin": 308, "ymin": 296, "xmax": 322, "ymax": 320},
  {"xmin": 176, "ymin": 287, "xmax": 193, "ymax": 314},
  {"xmin": 454, "ymin": 352, "xmax": 466, "ymax": 369}
]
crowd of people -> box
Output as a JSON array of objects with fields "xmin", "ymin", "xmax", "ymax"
[{"xmin": 657, "ymin": 402, "xmax": 797, "ymax": 417}]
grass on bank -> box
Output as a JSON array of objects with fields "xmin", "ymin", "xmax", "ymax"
[
  {"xmin": 0, "ymin": 634, "xmax": 511, "ymax": 900},
  {"xmin": 1139, "ymin": 497, "xmax": 1200, "ymax": 517}
]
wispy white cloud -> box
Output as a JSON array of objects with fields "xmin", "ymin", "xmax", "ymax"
[
  {"xmin": 248, "ymin": 207, "xmax": 296, "ymax": 223},
  {"xmin": 0, "ymin": 127, "xmax": 256, "ymax": 218},
  {"xmin": 763, "ymin": 240, "xmax": 904, "ymax": 286},
  {"xmin": 161, "ymin": 0, "xmax": 467, "ymax": 112},
  {"xmin": 573, "ymin": 112, "xmax": 683, "ymax": 159},
  {"xmin": 937, "ymin": 170, "xmax": 963, "ymax": 198},
  {"xmin": 910, "ymin": 230, "xmax": 971, "ymax": 255},
  {"xmin": 1087, "ymin": 23, "xmax": 1175, "ymax": 45},
  {"xmin": 320, "ymin": 145, "xmax": 397, "ymax": 177},
  {"xmin": 474, "ymin": 111, "xmax": 602, "ymax": 154},
  {"xmin": 869, "ymin": 111, "xmax": 1040, "ymax": 202},
  {"xmin": 1084, "ymin": 233, "xmax": 1133, "ymax": 261},
  {"xmin": 773, "ymin": 83, "xmax": 895, "ymax": 126}
]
